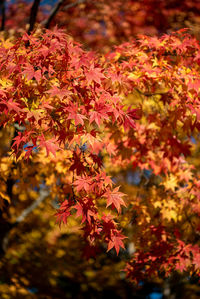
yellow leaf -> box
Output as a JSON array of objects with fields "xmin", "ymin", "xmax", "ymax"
[
  {"xmin": 162, "ymin": 209, "xmax": 177, "ymax": 221},
  {"xmin": 162, "ymin": 174, "xmax": 178, "ymax": 192}
]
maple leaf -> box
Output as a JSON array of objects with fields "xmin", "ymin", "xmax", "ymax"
[
  {"xmin": 73, "ymin": 197, "xmax": 98, "ymax": 226},
  {"xmin": 46, "ymin": 86, "xmax": 71, "ymax": 100},
  {"xmin": 89, "ymin": 102, "xmax": 110, "ymax": 127},
  {"xmin": 67, "ymin": 112, "xmax": 87, "ymax": 126},
  {"xmin": 24, "ymin": 144, "xmax": 37, "ymax": 160},
  {"xmin": 105, "ymin": 186, "xmax": 126, "ymax": 213},
  {"xmin": 1, "ymin": 98, "xmax": 21, "ymax": 114},
  {"xmin": 193, "ymin": 253, "xmax": 200, "ymax": 270},
  {"xmin": 85, "ymin": 66, "xmax": 105, "ymax": 84},
  {"xmin": 89, "ymin": 111, "xmax": 105, "ymax": 127},
  {"xmin": 81, "ymin": 132, "xmax": 102, "ymax": 153},
  {"xmin": 162, "ymin": 174, "xmax": 178, "ymax": 192},
  {"xmin": 69, "ymin": 151, "xmax": 86, "ymax": 175},
  {"xmin": 66, "ymin": 103, "xmax": 87, "ymax": 126},
  {"xmin": 175, "ymin": 256, "xmax": 190, "ymax": 272},
  {"xmin": 0, "ymin": 89, "xmax": 7, "ymax": 98},
  {"xmin": 22, "ymin": 64, "xmax": 42, "ymax": 82},
  {"xmin": 12, "ymin": 132, "xmax": 26, "ymax": 151},
  {"xmin": 94, "ymin": 171, "xmax": 113, "ymax": 188},
  {"xmin": 38, "ymin": 134, "xmax": 60, "ymax": 157},
  {"xmin": 123, "ymin": 114, "xmax": 136, "ymax": 131},
  {"xmin": 74, "ymin": 202, "xmax": 84, "ymax": 221},
  {"xmin": 12, "ymin": 131, "xmax": 36, "ymax": 157},
  {"xmin": 73, "ymin": 176, "xmax": 92, "ymax": 192},
  {"xmin": 127, "ymin": 108, "xmax": 142, "ymax": 120},
  {"xmin": 55, "ymin": 200, "xmax": 71, "ymax": 226},
  {"xmin": 40, "ymin": 101, "xmax": 54, "ymax": 111},
  {"xmin": 107, "ymin": 232, "xmax": 126, "ymax": 255}
]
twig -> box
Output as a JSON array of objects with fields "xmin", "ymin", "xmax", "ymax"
[
  {"xmin": 71, "ymin": 171, "xmax": 76, "ymax": 203},
  {"xmin": 0, "ymin": 0, "xmax": 5, "ymax": 31},
  {"xmin": 28, "ymin": 0, "xmax": 41, "ymax": 35},
  {"xmin": 42, "ymin": 0, "xmax": 87, "ymax": 29},
  {"xmin": 63, "ymin": 0, "xmax": 86, "ymax": 11}
]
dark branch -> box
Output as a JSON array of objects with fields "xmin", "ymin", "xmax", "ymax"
[
  {"xmin": 28, "ymin": 0, "xmax": 41, "ymax": 35},
  {"xmin": 42, "ymin": 0, "xmax": 86, "ymax": 29},
  {"xmin": 42, "ymin": 0, "xmax": 64, "ymax": 29},
  {"xmin": 0, "ymin": 0, "xmax": 5, "ymax": 31}
]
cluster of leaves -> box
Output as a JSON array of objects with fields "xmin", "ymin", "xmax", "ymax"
[
  {"xmin": 103, "ymin": 29, "xmax": 200, "ymax": 282},
  {"xmin": 0, "ymin": 27, "xmax": 138, "ymax": 256},
  {"xmin": 0, "ymin": 26, "xmax": 200, "ymax": 287}
]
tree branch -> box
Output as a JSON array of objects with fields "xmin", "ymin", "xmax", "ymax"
[
  {"xmin": 42, "ymin": 0, "xmax": 87, "ymax": 29},
  {"xmin": 42, "ymin": 0, "xmax": 64, "ymax": 29},
  {"xmin": 2, "ymin": 189, "xmax": 49, "ymax": 253},
  {"xmin": 63, "ymin": 0, "xmax": 86, "ymax": 11},
  {"xmin": 135, "ymin": 88, "xmax": 168, "ymax": 97},
  {"xmin": 14, "ymin": 189, "xmax": 49, "ymax": 225},
  {"xmin": 28, "ymin": 0, "xmax": 41, "ymax": 35},
  {"xmin": 0, "ymin": 0, "xmax": 5, "ymax": 31}
]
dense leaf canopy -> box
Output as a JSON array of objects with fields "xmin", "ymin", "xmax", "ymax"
[{"xmin": 0, "ymin": 0, "xmax": 200, "ymax": 297}]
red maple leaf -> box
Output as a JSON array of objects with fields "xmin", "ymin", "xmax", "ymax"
[
  {"xmin": 89, "ymin": 104, "xmax": 109, "ymax": 127},
  {"xmin": 24, "ymin": 145, "xmax": 35, "ymax": 160},
  {"xmin": 74, "ymin": 202, "xmax": 84, "ymax": 220},
  {"xmin": 46, "ymin": 86, "xmax": 71, "ymax": 100},
  {"xmin": 73, "ymin": 176, "xmax": 92, "ymax": 192},
  {"xmin": 85, "ymin": 66, "xmax": 105, "ymax": 84},
  {"xmin": 66, "ymin": 103, "xmax": 87, "ymax": 126},
  {"xmin": 22, "ymin": 64, "xmax": 42, "ymax": 82},
  {"xmin": 12, "ymin": 132, "xmax": 26, "ymax": 151},
  {"xmin": 38, "ymin": 134, "xmax": 59, "ymax": 157},
  {"xmin": 55, "ymin": 200, "xmax": 71, "ymax": 226},
  {"xmin": 107, "ymin": 232, "xmax": 126, "ymax": 255},
  {"xmin": 69, "ymin": 151, "xmax": 86, "ymax": 175},
  {"xmin": 106, "ymin": 186, "xmax": 126, "ymax": 213},
  {"xmin": 1, "ymin": 98, "xmax": 21, "ymax": 114},
  {"xmin": 67, "ymin": 112, "xmax": 87, "ymax": 126}
]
